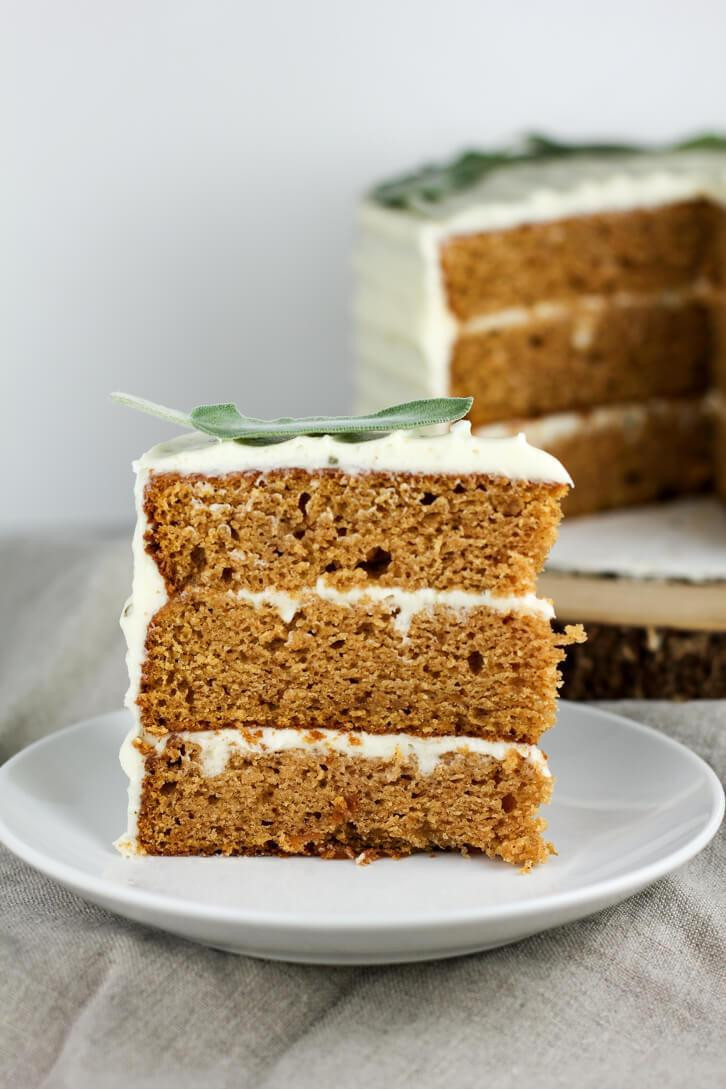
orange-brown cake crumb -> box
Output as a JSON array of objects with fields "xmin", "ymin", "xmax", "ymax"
[
  {"xmin": 143, "ymin": 469, "xmax": 566, "ymax": 596},
  {"xmin": 135, "ymin": 737, "xmax": 554, "ymax": 868},
  {"xmin": 440, "ymin": 201, "xmax": 717, "ymax": 319},
  {"xmin": 139, "ymin": 593, "xmax": 576, "ymax": 743},
  {"xmin": 451, "ymin": 300, "xmax": 710, "ymax": 428}
]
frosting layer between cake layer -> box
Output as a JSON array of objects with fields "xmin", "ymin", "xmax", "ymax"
[
  {"xmin": 232, "ymin": 581, "xmax": 554, "ymax": 633},
  {"xmin": 122, "ymin": 726, "xmax": 551, "ymax": 780},
  {"xmin": 474, "ymin": 395, "xmax": 710, "ymax": 446}
]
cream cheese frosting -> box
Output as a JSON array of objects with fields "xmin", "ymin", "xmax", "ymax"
[
  {"xmin": 134, "ymin": 725, "xmax": 550, "ymax": 779},
  {"xmin": 355, "ymin": 283, "xmax": 711, "ymax": 348},
  {"xmin": 362, "ymin": 150, "xmax": 726, "ymax": 235},
  {"xmin": 136, "ymin": 420, "xmax": 571, "ymax": 484},
  {"xmin": 474, "ymin": 396, "xmax": 708, "ymax": 448},
  {"xmin": 234, "ymin": 580, "xmax": 554, "ymax": 637},
  {"xmin": 120, "ymin": 465, "xmax": 168, "ymax": 729}
]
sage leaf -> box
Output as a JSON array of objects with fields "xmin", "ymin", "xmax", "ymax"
[
  {"xmin": 372, "ymin": 131, "xmax": 726, "ymax": 211},
  {"xmin": 110, "ymin": 392, "xmax": 193, "ymax": 429},
  {"xmin": 113, "ymin": 393, "xmax": 474, "ymax": 444}
]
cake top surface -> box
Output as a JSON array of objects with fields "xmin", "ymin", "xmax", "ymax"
[
  {"xmin": 362, "ymin": 137, "xmax": 726, "ymax": 237},
  {"xmin": 113, "ymin": 392, "xmax": 571, "ymax": 483},
  {"xmin": 135, "ymin": 421, "xmax": 572, "ymax": 484}
]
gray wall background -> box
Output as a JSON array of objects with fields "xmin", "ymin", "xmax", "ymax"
[{"xmin": 4, "ymin": 0, "xmax": 726, "ymax": 529}]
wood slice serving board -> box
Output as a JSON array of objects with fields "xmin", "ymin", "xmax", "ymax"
[{"xmin": 540, "ymin": 498, "xmax": 726, "ymax": 699}]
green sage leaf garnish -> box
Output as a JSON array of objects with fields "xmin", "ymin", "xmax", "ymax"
[
  {"xmin": 674, "ymin": 133, "xmax": 726, "ymax": 152},
  {"xmin": 109, "ymin": 392, "xmax": 193, "ymax": 429},
  {"xmin": 372, "ymin": 131, "xmax": 726, "ymax": 211},
  {"xmin": 112, "ymin": 392, "xmax": 473, "ymax": 444}
]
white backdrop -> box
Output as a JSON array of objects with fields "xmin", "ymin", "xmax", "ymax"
[{"xmin": 4, "ymin": 0, "xmax": 726, "ymax": 528}]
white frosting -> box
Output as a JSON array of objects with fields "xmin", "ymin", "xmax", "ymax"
[
  {"xmin": 235, "ymin": 579, "xmax": 553, "ymax": 636},
  {"xmin": 119, "ymin": 467, "xmax": 168, "ymax": 726},
  {"xmin": 363, "ymin": 150, "xmax": 726, "ymax": 235},
  {"xmin": 354, "ymin": 149, "xmax": 726, "ymax": 415},
  {"xmin": 355, "ymin": 331, "xmax": 443, "ymax": 411},
  {"xmin": 163, "ymin": 726, "xmax": 550, "ymax": 777},
  {"xmin": 357, "ymin": 283, "xmax": 709, "ymax": 346},
  {"xmin": 114, "ymin": 729, "xmax": 147, "ymax": 856},
  {"xmin": 136, "ymin": 419, "xmax": 570, "ymax": 485},
  {"xmin": 474, "ymin": 396, "xmax": 707, "ymax": 447},
  {"xmin": 116, "ymin": 473, "xmax": 168, "ymax": 854}
]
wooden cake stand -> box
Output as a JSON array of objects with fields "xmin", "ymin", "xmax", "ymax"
[{"xmin": 541, "ymin": 498, "xmax": 726, "ymax": 699}]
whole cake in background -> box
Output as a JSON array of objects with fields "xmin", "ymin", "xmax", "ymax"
[
  {"xmin": 354, "ymin": 134, "xmax": 726, "ymax": 517},
  {"xmin": 113, "ymin": 394, "xmax": 582, "ymax": 867}
]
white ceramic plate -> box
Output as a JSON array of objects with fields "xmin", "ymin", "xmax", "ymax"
[{"xmin": 0, "ymin": 706, "xmax": 722, "ymax": 965}]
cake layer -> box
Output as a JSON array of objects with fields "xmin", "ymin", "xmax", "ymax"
[
  {"xmin": 142, "ymin": 467, "xmax": 567, "ymax": 597},
  {"xmin": 480, "ymin": 398, "xmax": 713, "ymax": 517},
  {"xmin": 712, "ymin": 309, "xmax": 726, "ymax": 391},
  {"xmin": 138, "ymin": 589, "xmax": 574, "ymax": 743},
  {"xmin": 121, "ymin": 729, "xmax": 553, "ymax": 866},
  {"xmin": 451, "ymin": 297, "xmax": 711, "ymax": 427},
  {"xmin": 440, "ymin": 200, "xmax": 722, "ymax": 319}
]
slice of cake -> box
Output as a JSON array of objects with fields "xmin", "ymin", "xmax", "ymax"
[
  {"xmin": 114, "ymin": 395, "xmax": 581, "ymax": 867},
  {"xmin": 355, "ymin": 135, "xmax": 726, "ymax": 515}
]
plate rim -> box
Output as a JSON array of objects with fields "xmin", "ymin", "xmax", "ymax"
[{"xmin": 0, "ymin": 704, "xmax": 722, "ymax": 933}]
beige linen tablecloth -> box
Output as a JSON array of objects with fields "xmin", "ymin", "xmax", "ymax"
[{"xmin": 1, "ymin": 532, "xmax": 724, "ymax": 1089}]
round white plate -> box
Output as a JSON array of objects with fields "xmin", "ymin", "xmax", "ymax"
[{"xmin": 0, "ymin": 706, "xmax": 722, "ymax": 965}]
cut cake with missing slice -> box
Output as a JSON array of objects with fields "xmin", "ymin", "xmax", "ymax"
[
  {"xmin": 116, "ymin": 416, "xmax": 581, "ymax": 868},
  {"xmin": 355, "ymin": 142, "xmax": 726, "ymax": 515}
]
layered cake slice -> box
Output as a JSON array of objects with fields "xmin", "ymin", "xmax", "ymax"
[
  {"xmin": 355, "ymin": 136, "xmax": 726, "ymax": 515},
  {"xmin": 114, "ymin": 395, "xmax": 581, "ymax": 867}
]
